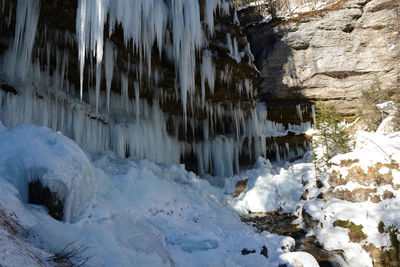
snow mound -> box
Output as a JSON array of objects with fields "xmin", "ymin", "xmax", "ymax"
[
  {"xmin": 280, "ymin": 251, "xmax": 319, "ymax": 267},
  {"xmin": 0, "ymin": 124, "xmax": 95, "ymax": 222},
  {"xmin": 226, "ymin": 156, "xmax": 314, "ymax": 214}
]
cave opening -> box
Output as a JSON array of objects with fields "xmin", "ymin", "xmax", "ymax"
[{"xmin": 28, "ymin": 180, "xmax": 64, "ymax": 221}]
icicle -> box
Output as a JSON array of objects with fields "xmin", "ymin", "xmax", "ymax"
[
  {"xmin": 233, "ymin": 8, "xmax": 240, "ymax": 25},
  {"xmin": 204, "ymin": 0, "xmax": 220, "ymax": 36},
  {"xmin": 226, "ymin": 33, "xmax": 233, "ymax": 55},
  {"xmin": 121, "ymin": 73, "xmax": 129, "ymax": 112},
  {"xmin": 200, "ymin": 50, "xmax": 216, "ymax": 104},
  {"xmin": 6, "ymin": 0, "xmax": 40, "ymax": 81},
  {"xmin": 311, "ymin": 104, "xmax": 316, "ymax": 127},
  {"xmin": 296, "ymin": 104, "xmax": 303, "ymax": 122},
  {"xmin": 134, "ymin": 82, "xmax": 140, "ymax": 124},
  {"xmin": 76, "ymin": 0, "xmax": 87, "ymax": 101},
  {"xmin": 95, "ymin": 62, "xmax": 101, "ymax": 113},
  {"xmin": 219, "ymin": 1, "xmax": 231, "ymax": 15},
  {"xmin": 104, "ymin": 41, "xmax": 115, "ymax": 114}
]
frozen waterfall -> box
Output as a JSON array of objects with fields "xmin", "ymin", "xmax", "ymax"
[{"xmin": 0, "ymin": 0, "xmax": 312, "ymax": 177}]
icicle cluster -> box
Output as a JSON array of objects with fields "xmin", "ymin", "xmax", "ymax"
[
  {"xmin": 75, "ymin": 0, "xmax": 231, "ymax": 121},
  {"xmin": 0, "ymin": 0, "xmax": 313, "ymax": 177},
  {"xmin": 3, "ymin": 0, "xmax": 40, "ymax": 81}
]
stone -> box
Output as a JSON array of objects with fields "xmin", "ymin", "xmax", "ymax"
[
  {"xmin": 260, "ymin": 245, "xmax": 268, "ymax": 258},
  {"xmin": 241, "ymin": 248, "xmax": 256, "ymax": 255},
  {"xmin": 233, "ymin": 178, "xmax": 248, "ymax": 197},
  {"xmin": 0, "ymin": 84, "xmax": 18, "ymax": 95},
  {"xmin": 28, "ymin": 180, "xmax": 64, "ymax": 221},
  {"xmin": 240, "ymin": 0, "xmax": 400, "ymax": 115}
]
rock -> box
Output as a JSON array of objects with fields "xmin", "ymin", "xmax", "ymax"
[
  {"xmin": 233, "ymin": 178, "xmax": 248, "ymax": 197},
  {"xmin": 0, "ymin": 84, "xmax": 18, "ymax": 95},
  {"xmin": 333, "ymin": 220, "xmax": 368, "ymax": 243},
  {"xmin": 241, "ymin": 248, "xmax": 256, "ymax": 255},
  {"xmin": 28, "ymin": 180, "xmax": 64, "ymax": 221},
  {"xmin": 382, "ymin": 190, "xmax": 394, "ymax": 199},
  {"xmin": 241, "ymin": 0, "xmax": 400, "ymax": 115},
  {"xmin": 302, "ymin": 209, "xmax": 319, "ymax": 229},
  {"xmin": 370, "ymin": 195, "xmax": 381, "ymax": 203},
  {"xmin": 260, "ymin": 245, "xmax": 268, "ymax": 258}
]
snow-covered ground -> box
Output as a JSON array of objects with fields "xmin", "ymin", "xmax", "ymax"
[
  {"xmin": 0, "ymin": 122, "xmax": 318, "ymax": 267},
  {"xmin": 304, "ymin": 130, "xmax": 400, "ymax": 266},
  {"xmin": 1, "ymin": 114, "xmax": 399, "ymax": 267},
  {"xmin": 223, "ymin": 120, "xmax": 400, "ymax": 266}
]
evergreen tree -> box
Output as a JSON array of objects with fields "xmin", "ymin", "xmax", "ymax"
[{"xmin": 313, "ymin": 103, "xmax": 351, "ymax": 173}]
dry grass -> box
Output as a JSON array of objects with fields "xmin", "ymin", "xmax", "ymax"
[{"xmin": 47, "ymin": 240, "xmax": 92, "ymax": 267}]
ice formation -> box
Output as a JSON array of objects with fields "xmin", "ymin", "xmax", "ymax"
[
  {"xmin": 4, "ymin": 0, "xmax": 40, "ymax": 81},
  {"xmin": 0, "ymin": 0, "xmax": 313, "ymax": 176},
  {"xmin": 0, "ymin": 124, "xmax": 95, "ymax": 222}
]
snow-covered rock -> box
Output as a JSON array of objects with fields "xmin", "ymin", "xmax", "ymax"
[
  {"xmin": 226, "ymin": 155, "xmax": 316, "ymax": 214},
  {"xmin": 376, "ymin": 115, "xmax": 397, "ymax": 134},
  {"xmin": 376, "ymin": 101, "xmax": 397, "ymax": 116}
]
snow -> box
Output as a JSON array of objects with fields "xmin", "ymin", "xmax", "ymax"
[
  {"xmin": 280, "ymin": 251, "xmax": 319, "ymax": 267},
  {"xmin": 389, "ymin": 44, "xmax": 398, "ymax": 50},
  {"xmin": 330, "ymin": 131, "xmax": 400, "ymax": 172},
  {"xmin": 304, "ymin": 198, "xmax": 399, "ymax": 267},
  {"xmin": 226, "ymin": 155, "xmax": 315, "ymax": 214},
  {"xmin": 305, "ymin": 128, "xmax": 400, "ymax": 266},
  {"xmin": 237, "ymin": 0, "xmax": 341, "ymax": 26},
  {"xmin": 376, "ymin": 101, "xmax": 397, "ymax": 114},
  {"xmin": 237, "ymin": 1, "xmax": 267, "ymax": 11},
  {"xmin": 0, "ymin": 122, "xmax": 312, "ymax": 267},
  {"xmin": 0, "ymin": 124, "xmax": 95, "ymax": 222}
]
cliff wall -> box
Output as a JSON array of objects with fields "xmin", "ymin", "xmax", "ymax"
[{"xmin": 237, "ymin": 0, "xmax": 400, "ymax": 115}]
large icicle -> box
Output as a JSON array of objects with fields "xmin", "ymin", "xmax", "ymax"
[
  {"xmin": 104, "ymin": 41, "xmax": 115, "ymax": 114},
  {"xmin": 200, "ymin": 50, "xmax": 216, "ymax": 105},
  {"xmin": 5, "ymin": 0, "xmax": 40, "ymax": 81},
  {"xmin": 76, "ymin": 0, "xmax": 215, "ymax": 122}
]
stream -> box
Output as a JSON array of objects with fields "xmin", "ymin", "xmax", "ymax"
[{"xmin": 241, "ymin": 212, "xmax": 347, "ymax": 267}]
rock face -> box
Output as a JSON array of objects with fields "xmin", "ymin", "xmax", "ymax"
[{"xmin": 238, "ymin": 0, "xmax": 400, "ymax": 115}]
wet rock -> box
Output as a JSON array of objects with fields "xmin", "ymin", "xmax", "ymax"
[
  {"xmin": 302, "ymin": 209, "xmax": 319, "ymax": 229},
  {"xmin": 241, "ymin": 211, "xmax": 345, "ymax": 266}
]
